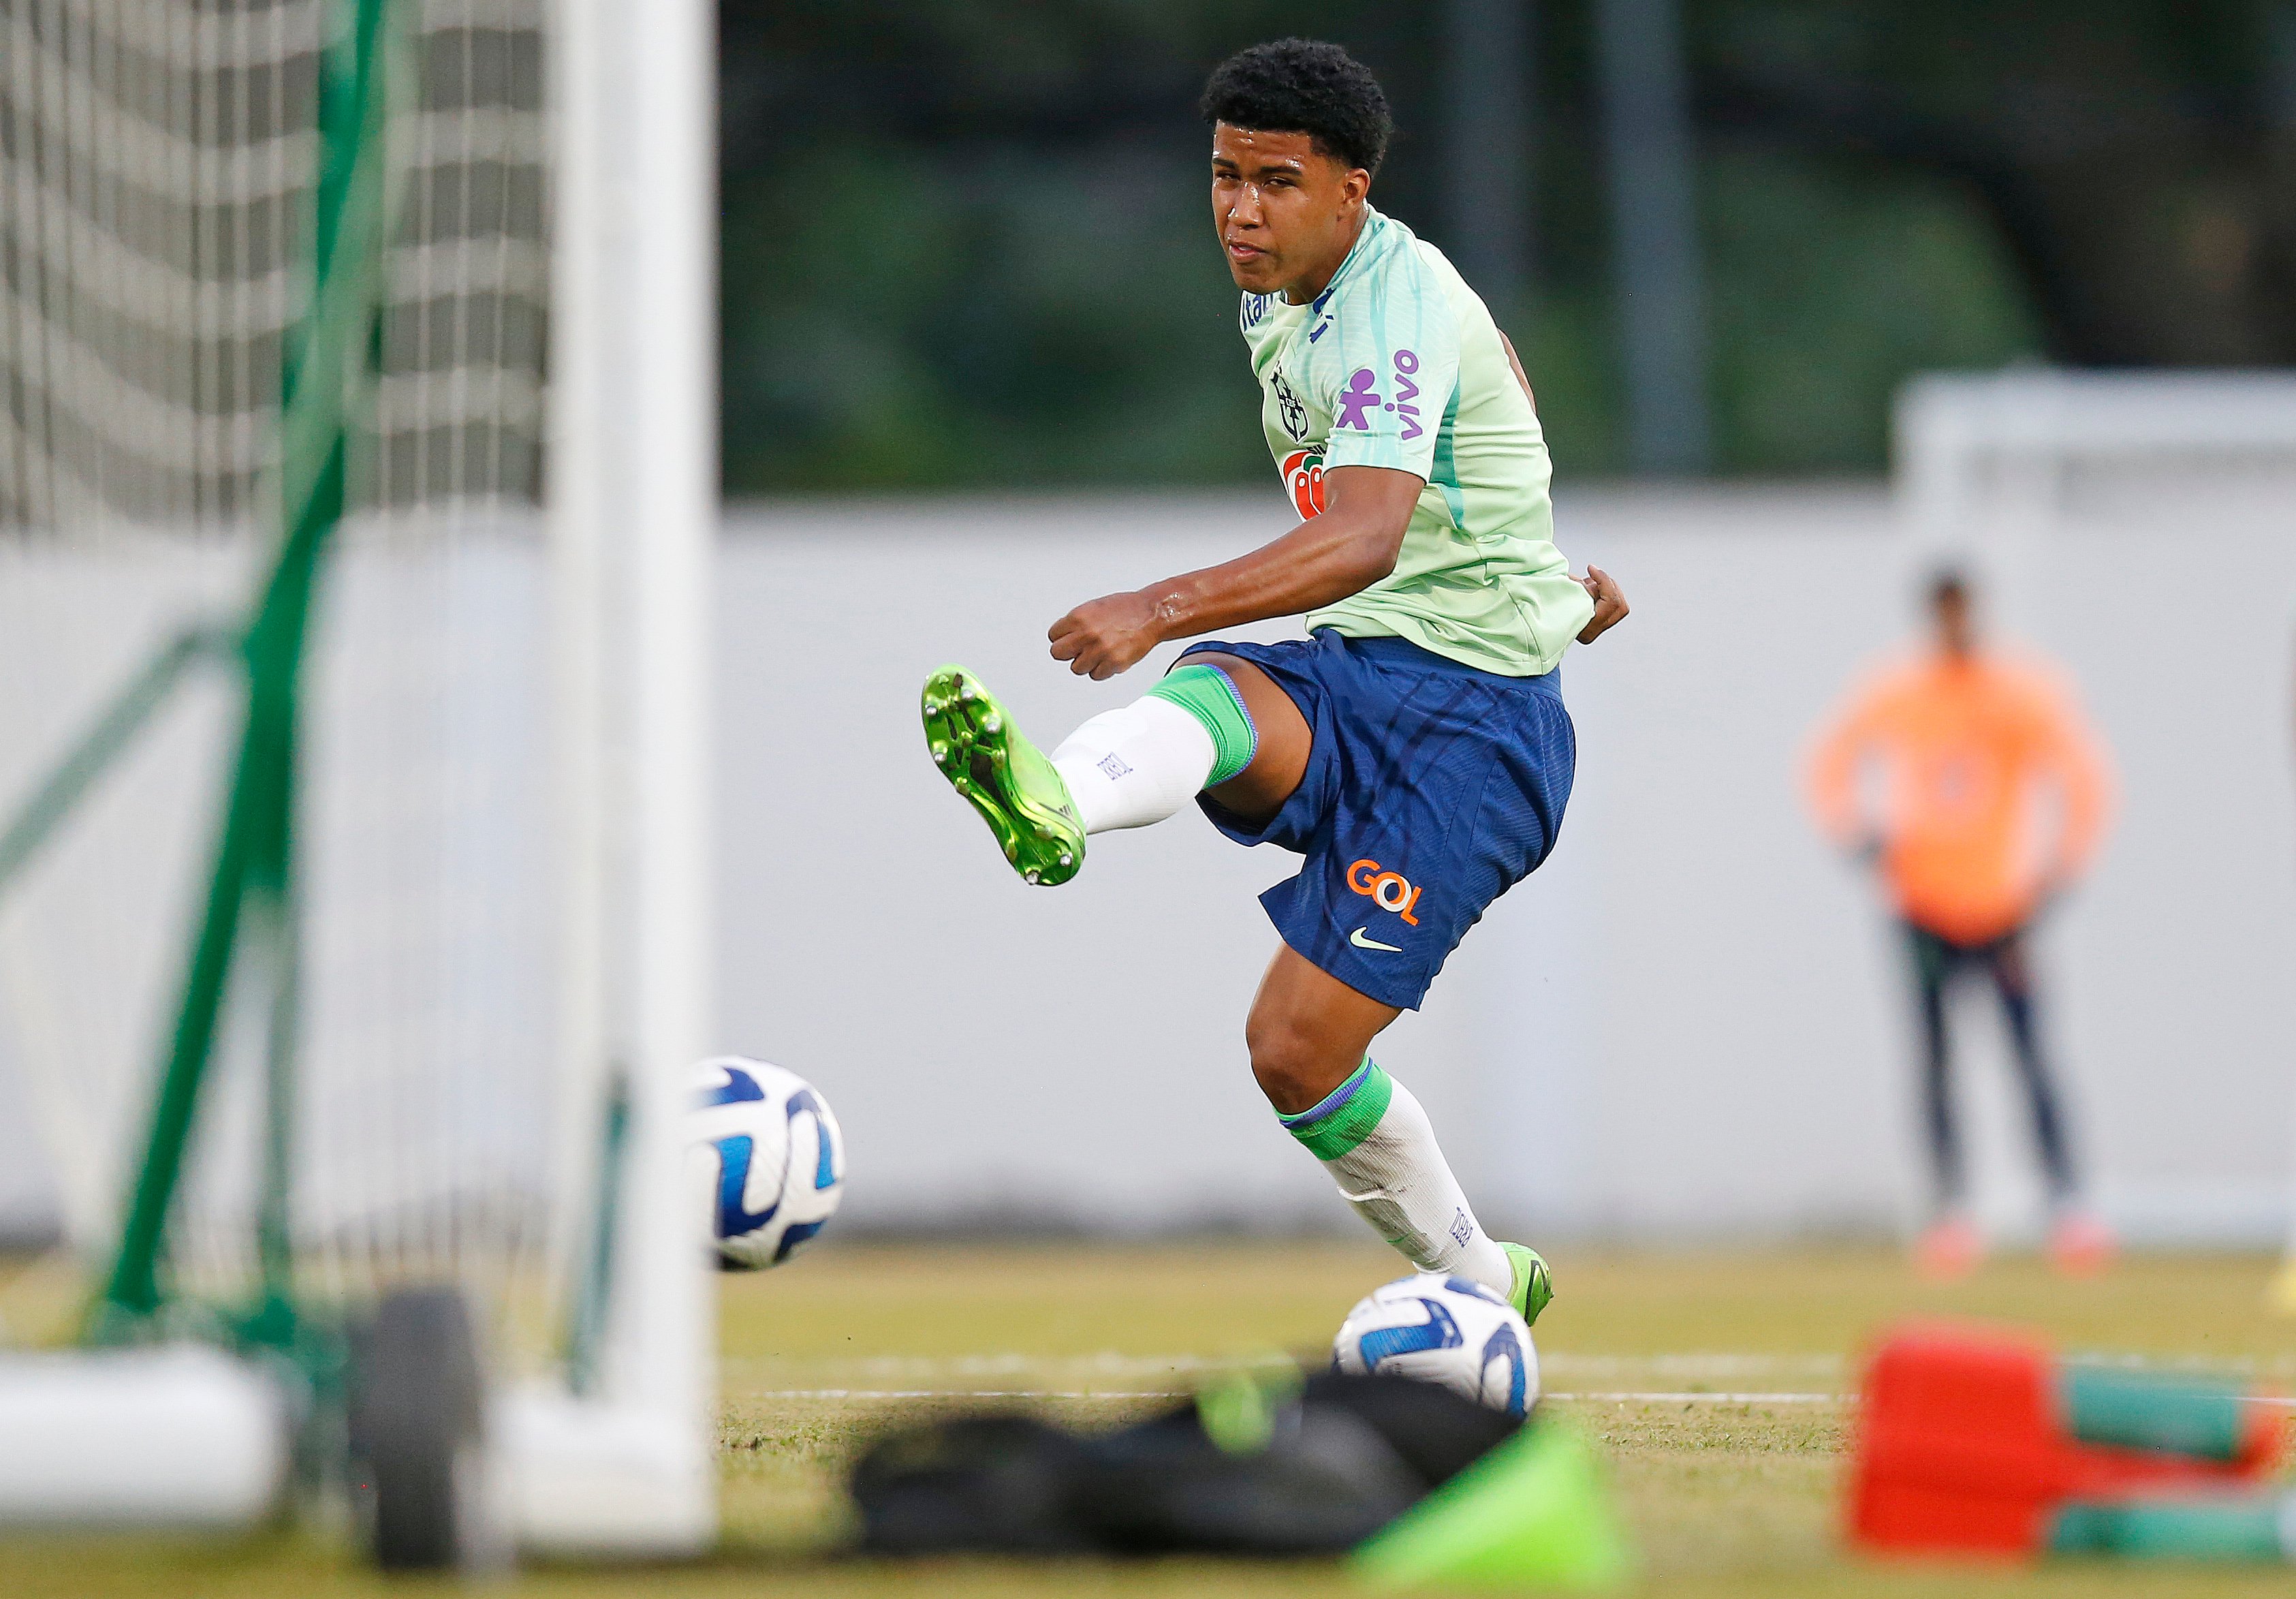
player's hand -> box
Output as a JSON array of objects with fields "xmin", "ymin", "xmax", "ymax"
[
  {"xmin": 1575, "ymin": 565, "xmax": 1629, "ymax": 643},
  {"xmin": 1050, "ymin": 590, "xmax": 1165, "ymax": 680}
]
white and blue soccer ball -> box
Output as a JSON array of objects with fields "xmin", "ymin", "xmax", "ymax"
[
  {"xmin": 688, "ymin": 1056, "xmax": 846, "ymax": 1270},
  {"xmin": 1332, "ymin": 1273, "xmax": 1539, "ymax": 1418}
]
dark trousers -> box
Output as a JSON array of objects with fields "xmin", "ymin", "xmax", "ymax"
[{"xmin": 1905, "ymin": 920, "xmax": 2076, "ymax": 1210}]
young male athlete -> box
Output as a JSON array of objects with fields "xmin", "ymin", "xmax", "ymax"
[
  {"xmin": 920, "ymin": 38, "xmax": 1627, "ymax": 1325},
  {"xmin": 1806, "ymin": 570, "xmax": 2113, "ymax": 1279}
]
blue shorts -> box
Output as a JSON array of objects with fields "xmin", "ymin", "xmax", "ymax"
[{"xmin": 1180, "ymin": 630, "xmax": 1575, "ymax": 1010}]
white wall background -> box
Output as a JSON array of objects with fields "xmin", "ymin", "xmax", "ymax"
[
  {"xmin": 4, "ymin": 482, "xmax": 2293, "ymax": 1245},
  {"xmin": 713, "ymin": 485, "xmax": 2296, "ymax": 1245}
]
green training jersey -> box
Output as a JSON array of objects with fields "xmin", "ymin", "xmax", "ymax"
[{"xmin": 1239, "ymin": 206, "xmax": 1593, "ymax": 676}]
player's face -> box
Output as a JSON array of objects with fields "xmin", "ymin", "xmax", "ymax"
[{"xmin": 1210, "ymin": 124, "xmax": 1369, "ymax": 302}]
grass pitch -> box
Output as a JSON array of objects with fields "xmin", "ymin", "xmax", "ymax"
[{"xmin": 5, "ymin": 1241, "xmax": 2296, "ymax": 1596}]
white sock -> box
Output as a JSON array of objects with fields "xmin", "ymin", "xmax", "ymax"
[
  {"xmin": 1050, "ymin": 699, "xmax": 1216, "ymax": 834},
  {"xmin": 1283, "ymin": 1062, "xmax": 1511, "ymax": 1295}
]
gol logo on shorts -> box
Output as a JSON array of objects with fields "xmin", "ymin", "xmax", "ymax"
[{"xmin": 1347, "ymin": 859, "xmax": 1421, "ymax": 925}]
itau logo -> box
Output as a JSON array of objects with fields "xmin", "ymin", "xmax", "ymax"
[
  {"xmin": 1336, "ymin": 368, "xmax": 1381, "ymax": 430},
  {"xmin": 1280, "ymin": 449, "xmax": 1325, "ymax": 518}
]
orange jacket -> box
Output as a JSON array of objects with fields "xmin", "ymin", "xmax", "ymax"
[{"xmin": 1804, "ymin": 650, "xmax": 2112, "ymax": 944}]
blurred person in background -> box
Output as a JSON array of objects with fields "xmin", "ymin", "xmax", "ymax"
[{"xmin": 1806, "ymin": 570, "xmax": 2113, "ymax": 1280}]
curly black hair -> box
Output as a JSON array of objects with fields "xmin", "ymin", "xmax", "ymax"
[{"xmin": 1199, "ymin": 39, "xmax": 1393, "ymax": 176}]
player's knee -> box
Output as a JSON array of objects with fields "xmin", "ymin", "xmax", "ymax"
[{"xmin": 1246, "ymin": 1012, "xmax": 1334, "ymax": 1114}]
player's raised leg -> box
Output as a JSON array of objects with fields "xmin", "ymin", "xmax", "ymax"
[
  {"xmin": 1248, "ymin": 944, "xmax": 1554, "ymax": 1325},
  {"xmin": 921, "ymin": 666, "xmax": 1089, "ymax": 884},
  {"xmin": 919, "ymin": 653, "xmax": 1292, "ymax": 884}
]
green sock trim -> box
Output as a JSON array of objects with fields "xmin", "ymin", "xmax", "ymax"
[
  {"xmin": 1280, "ymin": 1061, "xmax": 1394, "ymax": 1161},
  {"xmin": 1148, "ymin": 664, "xmax": 1257, "ymax": 786}
]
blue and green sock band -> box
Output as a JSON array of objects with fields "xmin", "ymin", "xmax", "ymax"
[
  {"xmin": 1278, "ymin": 1059, "xmax": 1393, "ymax": 1160},
  {"xmin": 1148, "ymin": 663, "xmax": 1257, "ymax": 786}
]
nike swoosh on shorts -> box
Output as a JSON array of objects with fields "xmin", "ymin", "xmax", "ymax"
[{"xmin": 1349, "ymin": 927, "xmax": 1401, "ymax": 952}]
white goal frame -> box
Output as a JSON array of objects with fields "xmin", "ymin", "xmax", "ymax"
[
  {"xmin": 0, "ymin": 0, "xmax": 719, "ymax": 1557},
  {"xmin": 499, "ymin": 0, "xmax": 717, "ymax": 1555}
]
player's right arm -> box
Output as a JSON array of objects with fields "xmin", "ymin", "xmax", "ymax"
[
  {"xmin": 1048, "ymin": 465, "xmax": 1421, "ymax": 681},
  {"xmin": 1806, "ymin": 677, "xmax": 1891, "ymax": 859}
]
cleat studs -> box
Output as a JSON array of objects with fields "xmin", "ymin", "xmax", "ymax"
[
  {"xmin": 1058, "ymin": 852, "xmax": 1073, "ymax": 867},
  {"xmin": 958, "ymin": 683, "xmax": 977, "ymax": 702},
  {"xmin": 1024, "ymin": 868, "xmax": 1040, "ymax": 884},
  {"xmin": 931, "ymin": 742, "xmax": 949, "ymax": 764},
  {"xmin": 981, "ymin": 714, "xmax": 1002, "ymax": 734}
]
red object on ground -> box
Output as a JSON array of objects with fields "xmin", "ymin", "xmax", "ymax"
[
  {"xmin": 1913, "ymin": 1216, "xmax": 1984, "ymax": 1282},
  {"xmin": 1848, "ymin": 1322, "xmax": 2283, "ymax": 1557},
  {"xmin": 2045, "ymin": 1211, "xmax": 2116, "ymax": 1278}
]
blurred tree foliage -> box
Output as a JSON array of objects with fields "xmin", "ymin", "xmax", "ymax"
[{"xmin": 721, "ymin": 1, "xmax": 2295, "ymax": 488}]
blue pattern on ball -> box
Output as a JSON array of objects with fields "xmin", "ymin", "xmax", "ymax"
[
  {"xmin": 1356, "ymin": 1297, "xmax": 1463, "ymax": 1369},
  {"xmin": 1480, "ymin": 1320, "xmax": 1530, "ymax": 1418}
]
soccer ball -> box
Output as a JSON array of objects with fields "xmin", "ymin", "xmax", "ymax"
[
  {"xmin": 1332, "ymin": 1273, "xmax": 1539, "ymax": 1418},
  {"xmin": 688, "ymin": 1056, "xmax": 846, "ymax": 1270}
]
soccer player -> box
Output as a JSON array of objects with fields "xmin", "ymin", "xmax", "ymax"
[
  {"xmin": 1806, "ymin": 570, "xmax": 2113, "ymax": 1279},
  {"xmin": 919, "ymin": 38, "xmax": 1626, "ymax": 1326}
]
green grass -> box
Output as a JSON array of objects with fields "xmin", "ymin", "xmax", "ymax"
[{"xmin": 5, "ymin": 1241, "xmax": 2296, "ymax": 1596}]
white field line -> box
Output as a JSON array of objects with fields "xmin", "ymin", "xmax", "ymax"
[
  {"xmin": 773, "ymin": 1391, "xmax": 2296, "ymax": 1408},
  {"xmin": 1557, "ymin": 1392, "xmax": 1842, "ymax": 1404},
  {"xmin": 723, "ymin": 1352, "xmax": 1857, "ymax": 1405},
  {"xmin": 721, "ymin": 1354, "xmax": 1236, "ymax": 1380},
  {"xmin": 743, "ymin": 1386, "xmax": 1847, "ymax": 1403},
  {"xmin": 721, "ymin": 1352, "xmax": 1846, "ymax": 1381},
  {"xmin": 726, "ymin": 1352, "xmax": 2293, "ymax": 1408},
  {"xmin": 1545, "ymin": 1354, "xmax": 1843, "ymax": 1377},
  {"xmin": 753, "ymin": 1389, "xmax": 1189, "ymax": 1400}
]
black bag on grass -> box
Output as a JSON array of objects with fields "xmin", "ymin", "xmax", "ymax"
[
  {"xmin": 851, "ymin": 1369, "xmax": 1520, "ymax": 1557},
  {"xmin": 849, "ymin": 1414, "xmax": 1101, "ymax": 1554}
]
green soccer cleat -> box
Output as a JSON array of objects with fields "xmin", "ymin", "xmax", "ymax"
[
  {"xmin": 921, "ymin": 665, "xmax": 1086, "ymax": 887},
  {"xmin": 1500, "ymin": 1242, "xmax": 1554, "ymax": 1327}
]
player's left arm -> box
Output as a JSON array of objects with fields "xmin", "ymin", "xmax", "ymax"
[
  {"xmin": 1048, "ymin": 465, "xmax": 1424, "ymax": 680},
  {"xmin": 1498, "ymin": 329, "xmax": 1627, "ymax": 645}
]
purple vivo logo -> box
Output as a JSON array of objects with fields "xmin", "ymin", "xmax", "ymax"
[{"xmin": 1336, "ymin": 368, "xmax": 1381, "ymax": 430}]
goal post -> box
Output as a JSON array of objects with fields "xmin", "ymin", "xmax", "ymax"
[
  {"xmin": 0, "ymin": 0, "xmax": 717, "ymax": 1559},
  {"xmin": 502, "ymin": 0, "xmax": 717, "ymax": 1550},
  {"xmin": 1897, "ymin": 369, "xmax": 2296, "ymax": 554}
]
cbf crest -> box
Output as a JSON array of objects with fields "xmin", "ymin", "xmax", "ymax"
[{"xmin": 1271, "ymin": 367, "xmax": 1308, "ymax": 443}]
